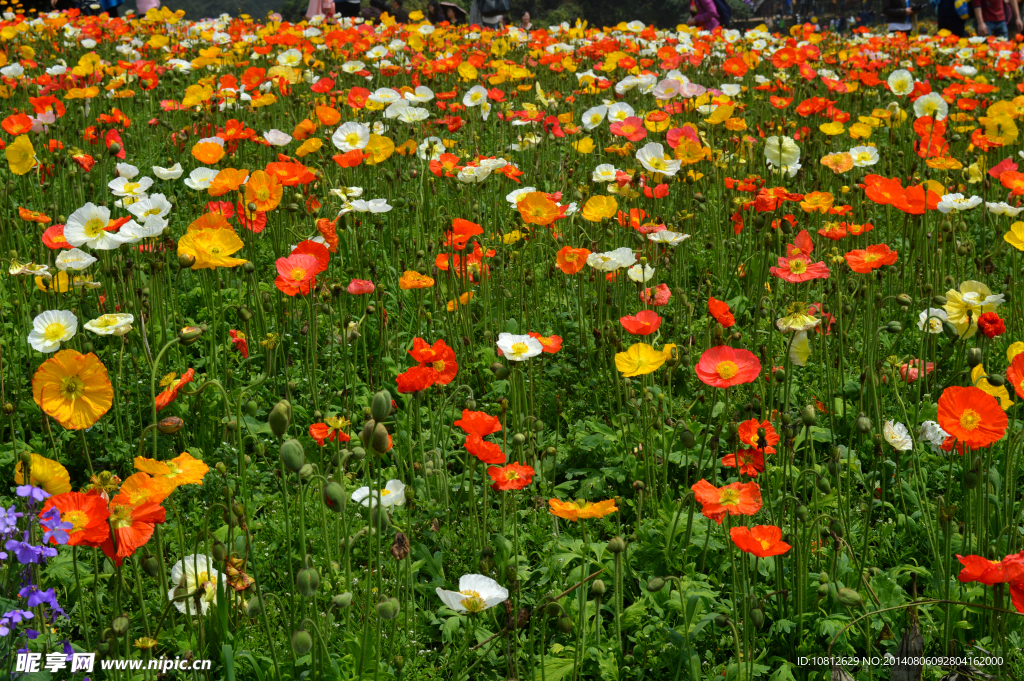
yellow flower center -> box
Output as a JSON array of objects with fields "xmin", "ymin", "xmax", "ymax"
[
  {"xmin": 788, "ymin": 259, "xmax": 807, "ymax": 274},
  {"xmin": 44, "ymin": 322, "xmax": 68, "ymax": 342},
  {"xmin": 63, "ymin": 509, "xmax": 89, "ymax": 534},
  {"xmin": 718, "ymin": 488, "xmax": 741, "ymax": 507},
  {"xmin": 459, "ymin": 589, "xmax": 485, "ymax": 613},
  {"xmin": 346, "ymin": 133, "xmax": 362, "ymax": 147},
  {"xmin": 84, "ymin": 217, "xmax": 106, "ymax": 238},
  {"xmin": 59, "ymin": 374, "xmax": 86, "ymax": 400},
  {"xmin": 504, "ymin": 470, "xmax": 519, "ymax": 480},
  {"xmin": 256, "ymin": 188, "xmax": 270, "ymax": 201},
  {"xmin": 433, "ymin": 359, "xmax": 447, "ymax": 373},
  {"xmin": 290, "ymin": 266, "xmax": 308, "ymax": 281},
  {"xmin": 109, "ymin": 504, "xmax": 133, "ymax": 529},
  {"xmin": 160, "ymin": 372, "xmax": 179, "ymax": 388},
  {"xmin": 959, "ymin": 408, "xmax": 981, "ymax": 431},
  {"xmin": 145, "ymin": 207, "xmax": 162, "ymax": 217},
  {"xmin": 124, "ymin": 182, "xmax": 140, "ymax": 194},
  {"xmin": 510, "ymin": 342, "xmax": 530, "ymax": 357},
  {"xmin": 759, "ymin": 538, "xmax": 772, "ymax": 550},
  {"xmin": 716, "ymin": 361, "xmax": 739, "ymax": 380}
]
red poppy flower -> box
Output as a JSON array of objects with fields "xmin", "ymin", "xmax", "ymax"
[
  {"xmin": 708, "ymin": 297, "xmax": 735, "ymax": 327},
  {"xmin": 347, "ymin": 279, "xmax": 375, "ymax": 295},
  {"xmin": 40, "ymin": 492, "xmax": 110, "ymax": 547},
  {"xmin": 844, "ymin": 244, "xmax": 898, "ymax": 273},
  {"xmin": 445, "ymin": 218, "xmax": 484, "ymax": 251},
  {"xmin": 786, "ymin": 230, "xmax": 815, "ymax": 258},
  {"xmin": 730, "ymin": 525, "xmax": 791, "ymax": 557},
  {"xmin": 275, "ymin": 254, "xmax": 321, "ymax": 296},
  {"xmin": 488, "ymin": 461, "xmax": 535, "ymax": 491},
  {"xmin": 738, "ymin": 418, "xmax": 778, "ymax": 451},
  {"xmin": 695, "ymin": 346, "xmax": 762, "ymax": 388},
  {"xmin": 454, "ymin": 410, "xmax": 502, "ymax": 437},
  {"xmin": 408, "ymin": 338, "xmax": 458, "ymax": 385},
  {"xmin": 957, "ymin": 552, "xmax": 1024, "ymax": 584},
  {"xmin": 41, "ymin": 224, "xmax": 69, "ymax": 250},
  {"xmin": 1007, "ymin": 354, "xmax": 1024, "ymax": 400},
  {"xmin": 101, "ymin": 500, "xmax": 167, "ymax": 566},
  {"xmin": 396, "ymin": 365, "xmax": 437, "ymax": 393},
  {"xmin": 528, "ymin": 332, "xmax": 562, "ymax": 354},
  {"xmin": 937, "ymin": 386, "xmax": 1007, "ymax": 449},
  {"xmin": 309, "ymin": 417, "xmax": 353, "ymax": 446},
  {"xmin": 721, "ymin": 448, "xmax": 765, "ymax": 476},
  {"xmin": 641, "ymin": 283, "xmax": 672, "ymax": 306},
  {"xmin": 465, "ymin": 434, "xmax": 506, "ymax": 464},
  {"xmin": 690, "ymin": 479, "xmax": 762, "ymax": 524},
  {"xmin": 155, "ymin": 369, "xmax": 195, "ymax": 411},
  {"xmin": 229, "ymin": 330, "xmax": 249, "ymax": 359},
  {"xmin": 620, "ymin": 310, "xmax": 663, "ymax": 336},
  {"xmin": 769, "ymin": 254, "xmax": 831, "ymax": 283},
  {"xmin": 977, "ymin": 312, "xmax": 1005, "ymax": 339}
]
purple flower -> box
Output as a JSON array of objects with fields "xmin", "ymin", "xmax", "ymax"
[
  {"xmin": 0, "ymin": 505, "xmax": 21, "ymax": 534},
  {"xmin": 3, "ymin": 539, "xmax": 56, "ymax": 564},
  {"xmin": 39, "ymin": 507, "xmax": 72, "ymax": 546},
  {"xmin": 16, "ymin": 485, "xmax": 50, "ymax": 504},
  {"xmin": 0, "ymin": 609, "xmax": 34, "ymax": 637}
]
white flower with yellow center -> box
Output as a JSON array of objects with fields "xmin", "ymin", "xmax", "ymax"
[
  {"xmin": 263, "ymin": 129, "xmax": 293, "ymax": 146},
  {"xmin": 463, "ymin": 85, "xmax": 489, "ymax": 107},
  {"xmin": 648, "ymin": 231, "xmax": 690, "ymax": 246},
  {"xmin": 276, "ymin": 49, "xmax": 302, "ymax": 67},
  {"xmin": 352, "ymin": 479, "xmax": 406, "ymax": 508},
  {"xmin": 627, "ymin": 263, "xmax": 655, "ymax": 283},
  {"xmin": 436, "ymin": 574, "xmax": 508, "ymax": 614},
  {"xmin": 636, "ymin": 142, "xmax": 681, "ymax": 177},
  {"xmin": 28, "ymin": 310, "xmax": 78, "ymax": 353},
  {"xmin": 84, "ymin": 313, "xmax": 134, "ymax": 337},
  {"xmin": 581, "ymin": 105, "xmax": 607, "ymax": 130},
  {"xmin": 849, "ymin": 146, "xmax": 879, "ymax": 167},
  {"xmin": 887, "ymin": 69, "xmax": 914, "ymax": 96},
  {"xmin": 342, "ymin": 60, "xmax": 365, "ymax": 74},
  {"xmin": 183, "ymin": 167, "xmax": 219, "ymax": 191},
  {"xmin": 883, "ymin": 421, "xmax": 913, "ymax": 451},
  {"xmin": 332, "ymin": 122, "xmax": 370, "ymax": 152},
  {"xmin": 55, "ymin": 248, "xmax": 97, "ymax": 272},
  {"xmin": 108, "ymin": 176, "xmax": 153, "ymax": 198},
  {"xmin": 64, "ymin": 203, "xmax": 126, "ymax": 250},
  {"xmin": 764, "ymin": 136, "xmax": 800, "ymax": 169},
  {"xmin": 912, "ymin": 92, "xmax": 948, "ymax": 121},
  {"xmin": 607, "ymin": 102, "xmax": 635, "ymax": 123},
  {"xmin": 937, "ymin": 193, "xmax": 982, "ymax": 214},
  {"xmin": 153, "ymin": 163, "xmax": 184, "ymax": 180},
  {"xmin": 917, "ymin": 308, "xmax": 947, "ymax": 333},
  {"xmin": 986, "ymin": 202, "xmax": 1024, "ymax": 217},
  {"xmin": 169, "ymin": 555, "xmax": 224, "ymax": 616},
  {"xmin": 496, "ymin": 333, "xmax": 543, "ymax": 362},
  {"xmin": 126, "ymin": 194, "xmax": 172, "ymax": 221},
  {"xmin": 592, "ymin": 164, "xmax": 619, "ymax": 182}
]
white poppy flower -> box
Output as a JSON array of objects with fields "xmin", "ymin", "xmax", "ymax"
[
  {"xmin": 636, "ymin": 142, "xmax": 681, "ymax": 177},
  {"xmin": 127, "ymin": 194, "xmax": 172, "ymax": 221},
  {"xmin": 592, "ymin": 164, "xmax": 619, "ymax": 182},
  {"xmin": 849, "ymin": 146, "xmax": 879, "ymax": 167},
  {"xmin": 581, "ymin": 105, "xmax": 608, "ymax": 130},
  {"xmin": 648, "ymin": 231, "xmax": 689, "ymax": 246},
  {"xmin": 887, "ymin": 69, "xmax": 914, "ymax": 96},
  {"xmin": 168, "ymin": 555, "xmax": 224, "ymax": 616},
  {"xmin": 463, "ymin": 85, "xmax": 489, "ymax": 108},
  {"xmin": 627, "ymin": 263, "xmax": 655, "ymax": 283},
  {"xmin": 108, "ymin": 176, "xmax": 153, "ymax": 197},
  {"xmin": 28, "ymin": 310, "xmax": 78, "ymax": 353},
  {"xmin": 153, "ymin": 163, "xmax": 184, "ymax": 180},
  {"xmin": 183, "ymin": 167, "xmax": 219, "ymax": 191},
  {"xmin": 986, "ymin": 202, "xmax": 1024, "ymax": 217},
  {"xmin": 115, "ymin": 163, "xmax": 139, "ymax": 179},
  {"xmin": 937, "ymin": 193, "xmax": 982, "ymax": 214},
  {"xmin": 436, "ymin": 574, "xmax": 508, "ymax": 614},
  {"xmin": 352, "ymin": 479, "xmax": 406, "ymax": 508},
  {"xmin": 917, "ymin": 308, "xmax": 947, "ymax": 333},
  {"xmin": 496, "ymin": 333, "xmax": 543, "ymax": 361},
  {"xmin": 332, "ymin": 122, "xmax": 370, "ymax": 151},
  {"xmin": 55, "ymin": 248, "xmax": 98, "ymax": 271},
  {"xmin": 883, "ymin": 421, "xmax": 914, "ymax": 451},
  {"xmin": 263, "ymin": 129, "xmax": 293, "ymax": 146},
  {"xmin": 84, "ymin": 313, "xmax": 134, "ymax": 336},
  {"xmin": 64, "ymin": 203, "xmax": 126, "ymax": 250},
  {"xmin": 764, "ymin": 136, "xmax": 800, "ymax": 168}
]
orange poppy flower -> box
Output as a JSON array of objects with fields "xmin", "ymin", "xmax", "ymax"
[
  {"xmin": 799, "ymin": 191, "xmax": 834, "ymax": 214},
  {"xmin": 691, "ymin": 479, "xmax": 762, "ymax": 524},
  {"xmin": 863, "ymin": 176, "xmax": 904, "ymax": 206},
  {"xmin": 155, "ymin": 368, "xmax": 195, "ymax": 411},
  {"xmin": 19, "ymin": 207, "xmax": 52, "ymax": 224},
  {"xmin": 620, "ymin": 310, "xmax": 663, "ymax": 336},
  {"xmin": 39, "ymin": 492, "xmax": 110, "ymax": 547},
  {"xmin": 309, "ymin": 416, "xmax": 353, "ymax": 446},
  {"xmin": 820, "ymin": 152, "xmax": 854, "ymax": 174},
  {"xmin": 292, "ymin": 118, "xmax": 317, "ymax": 140},
  {"xmin": 408, "ymin": 338, "xmax": 458, "ymax": 385},
  {"xmin": 517, "ymin": 192, "xmax": 560, "ymax": 226},
  {"xmin": 445, "ymin": 218, "xmax": 484, "ymax": 250},
  {"xmin": 316, "ymin": 218, "xmax": 339, "ymax": 252},
  {"xmin": 134, "ymin": 452, "xmax": 210, "ymax": 490},
  {"xmin": 548, "ymin": 498, "xmax": 618, "ymax": 522},
  {"xmin": 845, "ymin": 244, "xmax": 898, "ymax": 273},
  {"xmin": 695, "ymin": 346, "xmax": 762, "ymax": 388},
  {"xmin": 244, "ymin": 170, "xmax": 283, "ymax": 212},
  {"xmin": 730, "ymin": 525, "xmax": 791, "ymax": 557},
  {"xmin": 192, "ymin": 141, "xmax": 226, "ymax": 165},
  {"xmin": 399, "ymin": 271, "xmax": 435, "ymax": 289},
  {"xmin": 556, "ymin": 246, "xmax": 591, "ymax": 274},
  {"xmin": 396, "ymin": 365, "xmax": 437, "ymax": 393},
  {"xmin": 937, "ymin": 386, "xmax": 1007, "ymax": 449},
  {"xmin": 316, "ymin": 105, "xmax": 341, "ymax": 126},
  {"xmin": 275, "ymin": 253, "xmax": 321, "ymax": 296},
  {"xmin": 114, "ymin": 472, "xmax": 172, "ymax": 506},
  {"xmin": 101, "ymin": 500, "xmax": 167, "ymax": 566},
  {"xmin": 708, "ymin": 297, "xmax": 735, "ymax": 327},
  {"xmin": 489, "ymin": 462, "xmax": 535, "ymax": 491},
  {"xmin": 208, "ymin": 168, "xmax": 248, "ymax": 197}
]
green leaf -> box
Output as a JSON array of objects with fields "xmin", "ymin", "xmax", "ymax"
[{"xmin": 541, "ymin": 656, "xmax": 576, "ymax": 681}]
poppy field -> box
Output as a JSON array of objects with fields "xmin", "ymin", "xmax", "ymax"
[{"xmin": 3, "ymin": 7, "xmax": 1024, "ymax": 681}]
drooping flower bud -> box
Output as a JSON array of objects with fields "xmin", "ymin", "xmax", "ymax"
[
  {"xmin": 296, "ymin": 567, "xmax": 320, "ymax": 597},
  {"xmin": 291, "ymin": 630, "xmax": 313, "ymax": 655},
  {"xmin": 268, "ymin": 399, "xmax": 292, "ymax": 438},
  {"xmin": 371, "ymin": 422, "xmax": 390, "ymax": 454},
  {"xmin": 280, "ymin": 439, "xmax": 305, "ymax": 473},
  {"xmin": 371, "ymin": 390, "xmax": 392, "ymax": 423},
  {"xmin": 323, "ymin": 481, "xmax": 346, "ymax": 512},
  {"xmin": 836, "ymin": 588, "xmax": 864, "ymax": 608},
  {"xmin": 157, "ymin": 416, "xmax": 184, "ymax": 434}
]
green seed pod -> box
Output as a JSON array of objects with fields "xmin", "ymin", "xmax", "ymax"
[
  {"xmin": 157, "ymin": 416, "xmax": 184, "ymax": 434},
  {"xmin": 749, "ymin": 608, "xmax": 764, "ymax": 628},
  {"xmin": 816, "ymin": 477, "xmax": 831, "ymax": 494},
  {"xmin": 371, "ymin": 390, "xmax": 391, "ymax": 422},
  {"xmin": 967, "ymin": 347, "xmax": 983, "ymax": 368},
  {"xmin": 360, "ymin": 420, "xmax": 375, "ymax": 449},
  {"xmin": 376, "ymin": 599, "xmax": 398, "ymax": 620},
  {"xmin": 837, "ymin": 588, "xmax": 864, "ymax": 608},
  {"xmin": 646, "ymin": 577, "xmax": 666, "ymax": 593},
  {"xmin": 714, "ymin": 614, "xmax": 729, "ymax": 627},
  {"xmin": 490, "ymin": 362, "xmax": 509, "ymax": 379},
  {"xmin": 818, "ymin": 572, "xmax": 829, "ymax": 584},
  {"xmin": 280, "ymin": 439, "xmax": 305, "ymax": 472},
  {"xmin": 941, "ymin": 320, "xmax": 959, "ymax": 340},
  {"xmin": 774, "ymin": 368, "xmax": 786, "ymax": 382},
  {"xmin": 370, "ymin": 504, "xmax": 391, "ymax": 530},
  {"xmin": 679, "ymin": 428, "xmax": 695, "ymax": 448},
  {"xmin": 964, "ymin": 471, "xmax": 978, "ymax": 489},
  {"xmin": 141, "ymin": 553, "xmax": 161, "ymax": 578},
  {"xmin": 987, "ymin": 374, "xmax": 1005, "ymax": 387},
  {"xmin": 608, "ymin": 536, "xmax": 626, "ymax": 553},
  {"xmin": 801, "ymin": 405, "xmax": 817, "ymax": 426},
  {"xmin": 829, "ymin": 520, "xmax": 844, "ymax": 538},
  {"xmin": 112, "ymin": 614, "xmax": 130, "ymax": 636},
  {"xmin": 296, "ymin": 567, "xmax": 320, "ymax": 597},
  {"xmin": 298, "ymin": 463, "xmax": 314, "ymax": 480},
  {"xmin": 856, "ymin": 415, "xmax": 872, "ymax": 433},
  {"xmin": 886, "ymin": 320, "xmax": 902, "ymax": 334},
  {"xmin": 545, "ymin": 601, "xmax": 562, "ymax": 618},
  {"xmin": 245, "ymin": 400, "xmax": 258, "ymax": 418},
  {"xmin": 331, "ymin": 592, "xmax": 353, "ymax": 610},
  {"xmin": 212, "ymin": 542, "xmax": 227, "ymax": 562},
  {"xmin": 291, "ymin": 630, "xmax": 313, "ymax": 655},
  {"xmin": 371, "ymin": 422, "xmax": 390, "ymax": 453},
  {"xmin": 591, "ymin": 579, "xmax": 607, "ymax": 597},
  {"xmin": 512, "ymin": 433, "xmax": 526, "ymax": 446},
  {"xmin": 246, "ymin": 596, "xmax": 263, "ymax": 617},
  {"xmin": 795, "ymin": 505, "xmax": 808, "ymax": 523},
  {"xmin": 817, "ymin": 583, "xmax": 830, "ymax": 598},
  {"xmin": 896, "ymin": 293, "xmax": 913, "ymax": 306},
  {"xmin": 323, "ymin": 481, "xmax": 346, "ymax": 512},
  {"xmin": 268, "ymin": 399, "xmax": 292, "ymax": 437},
  {"xmin": 557, "ymin": 616, "xmax": 574, "ymax": 634}
]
